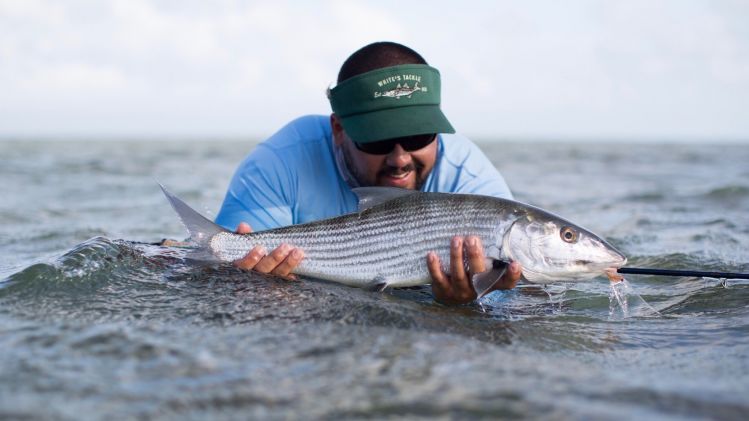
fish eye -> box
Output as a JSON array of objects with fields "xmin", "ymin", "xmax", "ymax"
[{"xmin": 560, "ymin": 226, "xmax": 578, "ymax": 243}]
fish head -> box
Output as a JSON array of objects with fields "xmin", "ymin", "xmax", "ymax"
[{"xmin": 502, "ymin": 211, "xmax": 627, "ymax": 284}]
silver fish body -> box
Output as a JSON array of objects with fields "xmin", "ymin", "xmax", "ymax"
[{"xmin": 161, "ymin": 186, "xmax": 626, "ymax": 289}]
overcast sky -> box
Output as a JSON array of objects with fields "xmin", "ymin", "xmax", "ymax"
[{"xmin": 1, "ymin": 0, "xmax": 748, "ymax": 141}]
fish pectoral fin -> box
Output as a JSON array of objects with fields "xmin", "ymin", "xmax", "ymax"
[
  {"xmin": 471, "ymin": 260, "xmax": 509, "ymax": 299},
  {"xmin": 365, "ymin": 276, "xmax": 390, "ymax": 292}
]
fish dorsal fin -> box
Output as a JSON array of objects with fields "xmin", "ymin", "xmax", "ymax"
[{"xmin": 352, "ymin": 187, "xmax": 417, "ymax": 212}]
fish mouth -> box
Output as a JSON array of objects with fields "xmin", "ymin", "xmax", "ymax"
[
  {"xmin": 605, "ymin": 253, "xmax": 627, "ymax": 282},
  {"xmin": 605, "ymin": 268, "xmax": 624, "ymax": 282},
  {"xmin": 521, "ymin": 255, "xmax": 628, "ymax": 284},
  {"xmin": 590, "ymin": 255, "xmax": 627, "ymax": 273}
]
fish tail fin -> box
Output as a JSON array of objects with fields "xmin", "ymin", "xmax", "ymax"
[{"xmin": 159, "ymin": 183, "xmax": 228, "ymax": 261}]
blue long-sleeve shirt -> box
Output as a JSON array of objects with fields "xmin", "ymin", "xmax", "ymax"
[{"xmin": 216, "ymin": 115, "xmax": 512, "ymax": 231}]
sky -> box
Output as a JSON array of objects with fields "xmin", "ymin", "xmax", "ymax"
[{"xmin": 1, "ymin": 0, "xmax": 748, "ymax": 141}]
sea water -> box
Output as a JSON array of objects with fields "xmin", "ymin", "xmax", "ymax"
[{"xmin": 1, "ymin": 140, "xmax": 748, "ymax": 419}]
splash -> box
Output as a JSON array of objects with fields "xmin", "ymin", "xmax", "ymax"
[{"xmin": 608, "ymin": 278, "xmax": 662, "ymax": 319}]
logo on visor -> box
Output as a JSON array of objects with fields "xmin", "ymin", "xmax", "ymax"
[{"xmin": 373, "ymin": 74, "xmax": 428, "ymax": 99}]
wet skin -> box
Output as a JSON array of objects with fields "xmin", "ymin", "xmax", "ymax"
[{"xmin": 232, "ymin": 114, "xmax": 522, "ymax": 304}]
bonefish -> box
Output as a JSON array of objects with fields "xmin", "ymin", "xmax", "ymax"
[{"xmin": 161, "ymin": 185, "xmax": 626, "ymax": 297}]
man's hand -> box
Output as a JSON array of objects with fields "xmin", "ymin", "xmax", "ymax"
[
  {"xmin": 232, "ymin": 222, "xmax": 304, "ymax": 280},
  {"xmin": 427, "ymin": 236, "xmax": 521, "ymax": 305}
]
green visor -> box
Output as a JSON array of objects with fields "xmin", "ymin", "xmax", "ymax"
[{"xmin": 328, "ymin": 64, "xmax": 455, "ymax": 143}]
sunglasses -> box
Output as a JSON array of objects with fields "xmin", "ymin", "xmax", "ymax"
[{"xmin": 353, "ymin": 134, "xmax": 436, "ymax": 155}]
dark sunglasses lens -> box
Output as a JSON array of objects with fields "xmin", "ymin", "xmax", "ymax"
[
  {"xmin": 354, "ymin": 134, "xmax": 435, "ymax": 155},
  {"xmin": 400, "ymin": 135, "xmax": 436, "ymax": 151},
  {"xmin": 354, "ymin": 139, "xmax": 397, "ymax": 154}
]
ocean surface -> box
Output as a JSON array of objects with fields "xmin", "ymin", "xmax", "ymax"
[{"xmin": 1, "ymin": 139, "xmax": 748, "ymax": 420}]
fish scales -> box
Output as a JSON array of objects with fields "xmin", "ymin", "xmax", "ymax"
[
  {"xmin": 210, "ymin": 194, "xmax": 511, "ymax": 286},
  {"xmin": 161, "ymin": 184, "xmax": 627, "ymax": 287},
  {"xmin": 215, "ymin": 195, "xmax": 498, "ymax": 258},
  {"xmin": 274, "ymin": 210, "xmax": 482, "ymax": 259}
]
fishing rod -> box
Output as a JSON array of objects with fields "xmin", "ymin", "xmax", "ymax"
[{"xmin": 618, "ymin": 267, "xmax": 749, "ymax": 280}]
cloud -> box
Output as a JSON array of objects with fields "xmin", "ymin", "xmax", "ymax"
[{"xmin": 0, "ymin": 0, "xmax": 747, "ymax": 139}]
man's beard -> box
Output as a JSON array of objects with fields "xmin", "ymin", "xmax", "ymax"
[{"xmin": 341, "ymin": 144, "xmax": 427, "ymax": 190}]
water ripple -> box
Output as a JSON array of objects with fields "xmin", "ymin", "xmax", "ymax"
[{"xmin": 2, "ymin": 141, "xmax": 749, "ymax": 419}]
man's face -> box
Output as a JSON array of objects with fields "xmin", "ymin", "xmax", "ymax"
[{"xmin": 331, "ymin": 114, "xmax": 438, "ymax": 190}]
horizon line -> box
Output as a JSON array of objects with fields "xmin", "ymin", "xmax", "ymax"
[{"xmin": 1, "ymin": 134, "xmax": 748, "ymax": 144}]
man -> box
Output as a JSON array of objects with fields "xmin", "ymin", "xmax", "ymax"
[{"xmin": 215, "ymin": 42, "xmax": 521, "ymax": 305}]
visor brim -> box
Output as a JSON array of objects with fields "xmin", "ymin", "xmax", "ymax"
[{"xmin": 339, "ymin": 105, "xmax": 455, "ymax": 144}]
